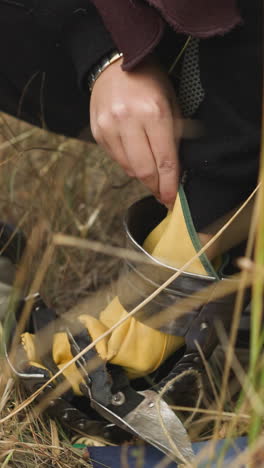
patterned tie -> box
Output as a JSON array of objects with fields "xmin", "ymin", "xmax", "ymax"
[{"xmin": 178, "ymin": 37, "xmax": 205, "ymax": 118}]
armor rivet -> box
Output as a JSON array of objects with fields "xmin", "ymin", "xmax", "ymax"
[
  {"xmin": 149, "ymin": 402, "xmax": 154, "ymax": 408},
  {"xmin": 200, "ymin": 322, "xmax": 208, "ymax": 330},
  {"xmin": 111, "ymin": 392, "xmax": 125, "ymax": 406},
  {"xmin": 62, "ymin": 412, "xmax": 69, "ymax": 420},
  {"xmin": 78, "ymin": 422, "xmax": 85, "ymax": 430},
  {"xmin": 49, "ymin": 400, "xmax": 56, "ymax": 407},
  {"xmin": 87, "ymin": 377, "xmax": 92, "ymax": 385}
]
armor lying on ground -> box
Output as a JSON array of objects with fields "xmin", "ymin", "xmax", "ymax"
[{"xmin": 2, "ymin": 186, "xmax": 250, "ymax": 464}]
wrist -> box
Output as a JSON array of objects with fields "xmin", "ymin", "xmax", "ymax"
[{"xmin": 88, "ymin": 51, "xmax": 123, "ymax": 92}]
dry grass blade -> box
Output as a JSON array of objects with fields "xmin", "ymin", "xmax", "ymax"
[
  {"xmin": 248, "ymin": 92, "xmax": 264, "ymax": 443},
  {"xmin": 169, "ymin": 405, "xmax": 249, "ymax": 421},
  {"xmin": 50, "ymin": 419, "xmax": 60, "ymax": 460},
  {"xmin": 155, "ymin": 371, "xmax": 202, "ymax": 467},
  {"xmin": 7, "ymin": 241, "xmax": 55, "ymax": 369},
  {"xmin": 0, "ymin": 128, "xmax": 38, "ymax": 152},
  {"xmin": 0, "ymin": 378, "xmax": 13, "ymax": 414},
  {"xmin": 53, "ymin": 233, "xmax": 157, "ymax": 265}
]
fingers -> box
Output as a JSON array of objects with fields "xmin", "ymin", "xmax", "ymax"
[
  {"xmin": 120, "ymin": 123, "xmax": 160, "ymax": 198},
  {"xmin": 91, "ymin": 114, "xmax": 135, "ymax": 177},
  {"xmin": 92, "ymin": 105, "xmax": 180, "ymax": 205},
  {"xmin": 146, "ymin": 107, "xmax": 180, "ymax": 206},
  {"xmin": 93, "ymin": 115, "xmax": 160, "ymax": 197}
]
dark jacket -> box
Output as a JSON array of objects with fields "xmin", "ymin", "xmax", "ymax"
[
  {"xmin": 90, "ymin": 0, "xmax": 242, "ymax": 69},
  {"xmin": 0, "ymin": 0, "xmax": 260, "ymax": 144},
  {"xmin": 0, "ymin": 0, "xmax": 115, "ymax": 134},
  {"xmin": 0, "ymin": 0, "xmax": 261, "ymax": 230},
  {"xmin": 0, "ymin": 0, "xmax": 243, "ymax": 91}
]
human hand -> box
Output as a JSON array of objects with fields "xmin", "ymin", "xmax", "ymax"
[{"xmin": 90, "ymin": 57, "xmax": 182, "ymax": 206}]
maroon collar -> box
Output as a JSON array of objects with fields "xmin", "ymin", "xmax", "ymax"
[
  {"xmin": 91, "ymin": 0, "xmax": 241, "ymax": 70},
  {"xmin": 148, "ymin": 0, "xmax": 241, "ymax": 37}
]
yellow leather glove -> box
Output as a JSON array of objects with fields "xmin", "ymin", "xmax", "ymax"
[
  {"xmin": 21, "ymin": 330, "xmax": 84, "ymax": 395},
  {"xmin": 18, "ymin": 301, "xmax": 133, "ymax": 446}
]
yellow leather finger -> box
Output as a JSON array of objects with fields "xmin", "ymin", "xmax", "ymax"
[
  {"xmin": 143, "ymin": 213, "xmax": 171, "ymax": 253},
  {"xmin": 53, "ymin": 332, "xmax": 84, "ymax": 396},
  {"xmin": 144, "ymin": 190, "xmax": 208, "ymax": 275},
  {"xmin": 100, "ymin": 297, "xmax": 183, "ymax": 379},
  {"xmin": 21, "ymin": 332, "xmax": 52, "ymax": 373}
]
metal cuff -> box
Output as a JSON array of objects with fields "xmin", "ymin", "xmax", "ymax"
[{"xmin": 88, "ymin": 51, "xmax": 123, "ymax": 92}]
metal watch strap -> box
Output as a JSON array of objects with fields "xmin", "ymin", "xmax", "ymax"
[{"xmin": 88, "ymin": 51, "xmax": 123, "ymax": 92}]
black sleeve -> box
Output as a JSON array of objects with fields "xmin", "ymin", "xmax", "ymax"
[{"xmin": 62, "ymin": 5, "xmax": 117, "ymax": 90}]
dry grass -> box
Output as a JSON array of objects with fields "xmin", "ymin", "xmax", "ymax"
[
  {"xmin": 0, "ymin": 113, "xmax": 146, "ymax": 309},
  {"xmin": 0, "ymin": 113, "xmax": 146, "ymax": 467},
  {"xmin": 0, "ymin": 378, "xmax": 91, "ymax": 467},
  {"xmin": 0, "ymin": 108, "xmax": 263, "ymax": 467}
]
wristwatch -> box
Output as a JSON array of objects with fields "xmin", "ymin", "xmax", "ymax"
[{"xmin": 88, "ymin": 51, "xmax": 124, "ymax": 92}]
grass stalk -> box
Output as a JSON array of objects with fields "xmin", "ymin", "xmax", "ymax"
[{"xmin": 249, "ymin": 93, "xmax": 264, "ymax": 443}]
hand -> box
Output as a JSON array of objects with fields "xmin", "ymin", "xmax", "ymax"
[{"xmin": 90, "ymin": 57, "xmax": 182, "ymax": 206}]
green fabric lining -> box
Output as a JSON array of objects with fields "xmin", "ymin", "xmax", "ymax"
[{"xmin": 178, "ymin": 185, "xmax": 219, "ymax": 279}]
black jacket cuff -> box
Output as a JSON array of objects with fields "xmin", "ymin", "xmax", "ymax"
[{"xmin": 63, "ymin": 8, "xmax": 116, "ymax": 91}]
